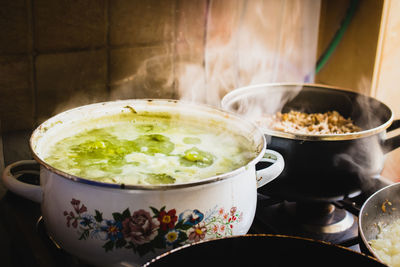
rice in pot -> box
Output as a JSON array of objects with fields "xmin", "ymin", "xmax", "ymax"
[{"xmin": 255, "ymin": 110, "xmax": 361, "ymax": 135}]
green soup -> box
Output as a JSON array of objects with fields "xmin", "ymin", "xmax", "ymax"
[{"xmin": 43, "ymin": 112, "xmax": 255, "ymax": 185}]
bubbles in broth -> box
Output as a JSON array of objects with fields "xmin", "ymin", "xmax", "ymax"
[{"xmin": 43, "ymin": 112, "xmax": 256, "ymax": 185}]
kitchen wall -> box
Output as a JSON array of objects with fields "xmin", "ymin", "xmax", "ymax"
[
  {"xmin": 0, "ymin": 0, "xmax": 321, "ymax": 135},
  {"xmin": 0, "ymin": 0, "xmax": 177, "ymax": 133},
  {"xmin": 315, "ymin": 0, "xmax": 383, "ymax": 95},
  {"xmin": 0, "ymin": 0, "xmax": 180, "ymax": 169}
]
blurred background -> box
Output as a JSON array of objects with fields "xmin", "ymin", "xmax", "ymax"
[{"xmin": 1, "ymin": 0, "xmax": 400, "ymax": 180}]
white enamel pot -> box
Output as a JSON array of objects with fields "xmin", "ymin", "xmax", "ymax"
[{"xmin": 2, "ymin": 99, "xmax": 284, "ymax": 267}]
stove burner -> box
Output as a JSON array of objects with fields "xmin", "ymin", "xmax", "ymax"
[
  {"xmin": 283, "ymin": 202, "xmax": 355, "ymax": 234},
  {"xmin": 251, "ymin": 194, "xmax": 360, "ymax": 246},
  {"xmin": 251, "ymin": 177, "xmax": 392, "ymax": 249}
]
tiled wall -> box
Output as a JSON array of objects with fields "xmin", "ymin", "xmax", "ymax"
[
  {"xmin": 0, "ymin": 0, "xmax": 321, "ymax": 134},
  {"xmin": 0, "ymin": 0, "xmax": 195, "ymax": 133}
]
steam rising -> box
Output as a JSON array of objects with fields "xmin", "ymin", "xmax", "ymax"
[
  {"xmin": 175, "ymin": 0, "xmax": 321, "ymax": 107},
  {"xmin": 38, "ymin": 0, "xmax": 395, "ymax": 201},
  {"xmin": 333, "ymin": 77, "xmax": 387, "ymax": 186},
  {"xmin": 49, "ymin": 1, "xmax": 321, "ymax": 119}
]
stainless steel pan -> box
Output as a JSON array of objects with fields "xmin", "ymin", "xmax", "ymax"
[{"xmin": 359, "ymin": 182, "xmax": 400, "ymax": 264}]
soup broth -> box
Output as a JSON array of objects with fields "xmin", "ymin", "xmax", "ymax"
[{"xmin": 43, "ymin": 112, "xmax": 256, "ymax": 185}]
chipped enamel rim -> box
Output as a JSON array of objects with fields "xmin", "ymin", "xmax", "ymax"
[{"xmin": 30, "ymin": 99, "xmax": 266, "ymax": 190}]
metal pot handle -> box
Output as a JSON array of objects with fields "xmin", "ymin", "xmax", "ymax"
[
  {"xmin": 256, "ymin": 149, "xmax": 284, "ymax": 188},
  {"xmin": 2, "ymin": 160, "xmax": 42, "ymax": 203},
  {"xmin": 383, "ymin": 119, "xmax": 400, "ymax": 154}
]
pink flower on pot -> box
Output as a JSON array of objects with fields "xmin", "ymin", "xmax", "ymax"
[
  {"xmin": 218, "ymin": 208, "xmax": 224, "ymax": 215},
  {"xmin": 64, "ymin": 211, "xmax": 78, "ymax": 228},
  {"xmin": 212, "ymin": 225, "xmax": 218, "ymax": 233},
  {"xmin": 230, "ymin": 207, "xmax": 237, "ymax": 216},
  {"xmin": 71, "ymin": 198, "xmax": 87, "ymax": 214},
  {"xmin": 189, "ymin": 224, "xmax": 207, "ymax": 242},
  {"xmin": 220, "ymin": 225, "xmax": 226, "ymax": 232},
  {"xmin": 122, "ymin": 209, "xmax": 159, "ymax": 245},
  {"xmin": 238, "ymin": 212, "xmax": 243, "ymax": 222}
]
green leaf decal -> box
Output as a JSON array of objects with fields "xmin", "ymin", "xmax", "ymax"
[
  {"xmin": 112, "ymin": 212, "xmax": 123, "ymax": 222},
  {"xmin": 94, "ymin": 210, "xmax": 103, "ymax": 222},
  {"xmin": 79, "ymin": 229, "xmax": 89, "ymax": 240},
  {"xmin": 122, "ymin": 208, "xmax": 131, "ymax": 219}
]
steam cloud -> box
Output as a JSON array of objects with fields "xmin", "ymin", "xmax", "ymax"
[{"xmin": 174, "ymin": 0, "xmax": 321, "ymax": 107}]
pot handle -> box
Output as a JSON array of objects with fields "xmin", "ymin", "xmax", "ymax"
[
  {"xmin": 2, "ymin": 160, "xmax": 42, "ymax": 203},
  {"xmin": 382, "ymin": 119, "xmax": 400, "ymax": 154},
  {"xmin": 256, "ymin": 149, "xmax": 284, "ymax": 188}
]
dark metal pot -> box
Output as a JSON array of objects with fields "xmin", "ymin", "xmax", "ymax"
[
  {"xmin": 359, "ymin": 182, "xmax": 400, "ymax": 265},
  {"xmin": 221, "ymin": 83, "xmax": 400, "ymax": 201},
  {"xmin": 144, "ymin": 234, "xmax": 385, "ymax": 266}
]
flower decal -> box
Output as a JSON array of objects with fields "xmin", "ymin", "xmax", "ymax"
[
  {"xmin": 165, "ymin": 229, "xmax": 180, "ymax": 245},
  {"xmin": 179, "ymin": 209, "xmax": 204, "ymax": 227},
  {"xmin": 157, "ymin": 208, "xmax": 177, "ymax": 231},
  {"xmin": 80, "ymin": 214, "xmax": 95, "ymax": 227},
  {"xmin": 122, "ymin": 209, "xmax": 158, "ymax": 245},
  {"xmin": 63, "ymin": 198, "xmax": 88, "ymax": 228},
  {"xmin": 102, "ymin": 221, "xmax": 122, "ymax": 240},
  {"xmin": 63, "ymin": 199, "xmax": 242, "ymax": 256},
  {"xmin": 71, "ymin": 198, "xmax": 87, "ymax": 214},
  {"xmin": 188, "ymin": 223, "xmax": 207, "ymax": 242}
]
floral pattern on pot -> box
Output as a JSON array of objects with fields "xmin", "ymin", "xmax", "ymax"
[{"xmin": 63, "ymin": 198, "xmax": 243, "ymax": 256}]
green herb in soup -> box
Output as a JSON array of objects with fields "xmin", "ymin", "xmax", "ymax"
[
  {"xmin": 183, "ymin": 137, "xmax": 201, "ymax": 144},
  {"xmin": 180, "ymin": 147, "xmax": 214, "ymax": 168},
  {"xmin": 43, "ymin": 113, "xmax": 256, "ymax": 185},
  {"xmin": 131, "ymin": 134, "xmax": 174, "ymax": 155},
  {"xmin": 145, "ymin": 173, "xmax": 176, "ymax": 185}
]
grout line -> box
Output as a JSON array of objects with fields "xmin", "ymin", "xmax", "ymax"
[
  {"xmin": 106, "ymin": 0, "xmax": 111, "ymax": 98},
  {"xmin": 0, "ymin": 42, "xmax": 170, "ymax": 58},
  {"xmin": 171, "ymin": 0, "xmax": 178, "ymax": 99},
  {"xmin": 28, "ymin": 0, "xmax": 37, "ymax": 129},
  {"xmin": 203, "ymin": 0, "xmax": 211, "ymax": 89},
  {"xmin": 0, "ymin": 122, "xmax": 4, "ymax": 174}
]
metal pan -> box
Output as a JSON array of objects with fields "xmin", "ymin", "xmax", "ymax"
[
  {"xmin": 221, "ymin": 83, "xmax": 400, "ymax": 201},
  {"xmin": 144, "ymin": 234, "xmax": 384, "ymax": 266},
  {"xmin": 359, "ymin": 182, "xmax": 400, "ymax": 265}
]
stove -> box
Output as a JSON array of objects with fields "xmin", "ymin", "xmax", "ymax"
[
  {"xmin": 249, "ymin": 177, "xmax": 392, "ymax": 252},
  {"xmin": 0, "ymin": 130, "xmax": 393, "ymax": 266}
]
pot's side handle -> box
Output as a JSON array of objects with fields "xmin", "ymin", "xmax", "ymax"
[
  {"xmin": 256, "ymin": 149, "xmax": 284, "ymax": 188},
  {"xmin": 2, "ymin": 160, "xmax": 42, "ymax": 203},
  {"xmin": 383, "ymin": 119, "xmax": 400, "ymax": 154}
]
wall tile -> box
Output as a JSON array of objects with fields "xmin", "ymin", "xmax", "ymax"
[
  {"xmin": 174, "ymin": 0, "xmax": 206, "ymax": 63},
  {"xmin": 0, "ymin": 0, "xmax": 30, "ymax": 54},
  {"xmin": 174, "ymin": 0, "xmax": 207, "ymax": 102},
  {"xmin": 109, "ymin": 45, "xmax": 174, "ymax": 99},
  {"xmin": 35, "ymin": 50, "xmax": 108, "ymax": 122},
  {"xmin": 109, "ymin": 0, "xmax": 175, "ymax": 46},
  {"xmin": 34, "ymin": 0, "xmax": 106, "ymax": 52},
  {"xmin": 2, "ymin": 130, "xmax": 32, "ymax": 166},
  {"xmin": 0, "ymin": 55, "xmax": 34, "ymax": 132}
]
